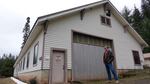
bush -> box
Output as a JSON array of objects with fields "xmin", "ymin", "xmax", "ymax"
[
  {"xmin": 29, "ymin": 78, "xmax": 37, "ymax": 84},
  {"xmin": 143, "ymin": 65, "xmax": 150, "ymax": 69}
]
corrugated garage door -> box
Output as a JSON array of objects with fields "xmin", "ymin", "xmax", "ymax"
[{"xmin": 72, "ymin": 32, "xmax": 112, "ymax": 81}]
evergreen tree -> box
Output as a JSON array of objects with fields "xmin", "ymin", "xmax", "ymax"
[
  {"xmin": 141, "ymin": 0, "xmax": 150, "ymax": 53},
  {"xmin": 131, "ymin": 6, "xmax": 143, "ymax": 34},
  {"xmin": 121, "ymin": 6, "xmax": 132, "ymax": 23},
  {"xmin": 0, "ymin": 53, "xmax": 16, "ymax": 77},
  {"xmin": 22, "ymin": 17, "xmax": 30, "ymax": 48},
  {"xmin": 141, "ymin": 0, "xmax": 150, "ymax": 19},
  {"xmin": 121, "ymin": 1, "xmax": 150, "ymax": 53}
]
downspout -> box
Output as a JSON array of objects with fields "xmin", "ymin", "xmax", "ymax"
[{"xmin": 41, "ymin": 20, "xmax": 49, "ymax": 70}]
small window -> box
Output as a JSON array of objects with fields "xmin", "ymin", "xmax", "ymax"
[
  {"xmin": 26, "ymin": 52, "xmax": 30, "ymax": 68},
  {"xmin": 101, "ymin": 16, "xmax": 111, "ymax": 26},
  {"xmin": 106, "ymin": 18, "xmax": 111, "ymax": 26},
  {"xmin": 23, "ymin": 57, "xmax": 25, "ymax": 70},
  {"xmin": 101, "ymin": 16, "xmax": 105, "ymax": 24},
  {"xmin": 18, "ymin": 64, "xmax": 20, "ymax": 71},
  {"xmin": 132, "ymin": 50, "xmax": 141, "ymax": 65},
  {"xmin": 33, "ymin": 43, "xmax": 39, "ymax": 66},
  {"xmin": 20, "ymin": 61, "xmax": 22, "ymax": 71}
]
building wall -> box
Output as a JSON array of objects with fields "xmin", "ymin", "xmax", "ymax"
[
  {"xmin": 14, "ymin": 28, "xmax": 44, "ymax": 76},
  {"xmin": 43, "ymin": 5, "xmax": 144, "ymax": 70},
  {"xmin": 144, "ymin": 59, "xmax": 150, "ymax": 67}
]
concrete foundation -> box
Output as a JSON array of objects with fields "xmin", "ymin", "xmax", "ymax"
[{"xmin": 15, "ymin": 70, "xmax": 48, "ymax": 84}]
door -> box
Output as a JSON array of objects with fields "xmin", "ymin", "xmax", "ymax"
[
  {"xmin": 72, "ymin": 32, "xmax": 112, "ymax": 81},
  {"xmin": 72, "ymin": 43, "xmax": 107, "ymax": 81},
  {"xmin": 52, "ymin": 50, "xmax": 65, "ymax": 84}
]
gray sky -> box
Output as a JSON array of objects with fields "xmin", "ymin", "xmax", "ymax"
[{"xmin": 0, "ymin": 0, "xmax": 141, "ymax": 56}]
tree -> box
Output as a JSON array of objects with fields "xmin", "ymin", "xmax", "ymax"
[
  {"xmin": 131, "ymin": 6, "xmax": 143, "ymax": 34},
  {"xmin": 141, "ymin": 0, "xmax": 150, "ymax": 53},
  {"xmin": 121, "ymin": 1, "xmax": 150, "ymax": 53},
  {"xmin": 0, "ymin": 53, "xmax": 16, "ymax": 77},
  {"xmin": 22, "ymin": 17, "xmax": 30, "ymax": 48},
  {"xmin": 141, "ymin": 0, "xmax": 150, "ymax": 19},
  {"xmin": 121, "ymin": 6, "xmax": 132, "ymax": 23}
]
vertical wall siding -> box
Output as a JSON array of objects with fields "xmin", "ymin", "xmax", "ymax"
[
  {"xmin": 43, "ymin": 6, "xmax": 144, "ymax": 70},
  {"xmin": 72, "ymin": 43, "xmax": 107, "ymax": 80}
]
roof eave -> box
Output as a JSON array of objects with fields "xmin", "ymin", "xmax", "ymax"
[
  {"xmin": 37, "ymin": 0, "xmax": 108, "ymax": 23},
  {"xmin": 108, "ymin": 1, "xmax": 149, "ymax": 48}
]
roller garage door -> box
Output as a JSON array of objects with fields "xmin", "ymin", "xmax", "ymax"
[{"xmin": 72, "ymin": 32, "xmax": 112, "ymax": 81}]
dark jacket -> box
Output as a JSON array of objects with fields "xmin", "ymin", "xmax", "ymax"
[{"xmin": 103, "ymin": 51, "xmax": 114, "ymax": 64}]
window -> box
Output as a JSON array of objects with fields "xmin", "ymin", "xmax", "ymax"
[
  {"xmin": 101, "ymin": 16, "xmax": 111, "ymax": 26},
  {"xmin": 20, "ymin": 61, "xmax": 22, "ymax": 71},
  {"xmin": 73, "ymin": 32, "xmax": 112, "ymax": 47},
  {"xmin": 33, "ymin": 43, "xmax": 39, "ymax": 65},
  {"xmin": 26, "ymin": 52, "xmax": 30, "ymax": 68},
  {"xmin": 132, "ymin": 50, "xmax": 141, "ymax": 65},
  {"xmin": 101, "ymin": 16, "xmax": 105, "ymax": 24},
  {"xmin": 23, "ymin": 57, "xmax": 25, "ymax": 70},
  {"xmin": 18, "ymin": 63, "xmax": 20, "ymax": 71}
]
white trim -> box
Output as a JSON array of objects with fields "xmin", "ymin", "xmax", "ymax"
[{"xmin": 11, "ymin": 77, "xmax": 27, "ymax": 84}]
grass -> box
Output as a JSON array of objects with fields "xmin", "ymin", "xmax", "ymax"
[{"xmin": 0, "ymin": 77, "xmax": 16, "ymax": 84}]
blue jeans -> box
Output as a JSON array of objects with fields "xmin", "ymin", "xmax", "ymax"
[{"xmin": 105, "ymin": 63, "xmax": 118, "ymax": 80}]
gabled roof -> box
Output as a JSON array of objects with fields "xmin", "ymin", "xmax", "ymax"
[
  {"xmin": 14, "ymin": 0, "xmax": 148, "ymax": 67},
  {"xmin": 35, "ymin": 0, "xmax": 148, "ymax": 47}
]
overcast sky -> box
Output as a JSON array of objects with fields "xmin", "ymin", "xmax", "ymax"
[{"xmin": 0, "ymin": 0, "xmax": 141, "ymax": 56}]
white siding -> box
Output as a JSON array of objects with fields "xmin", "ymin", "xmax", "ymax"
[
  {"xmin": 144, "ymin": 60, "xmax": 150, "ymax": 67},
  {"xmin": 43, "ymin": 6, "xmax": 144, "ymax": 69},
  {"xmin": 14, "ymin": 28, "xmax": 44, "ymax": 75}
]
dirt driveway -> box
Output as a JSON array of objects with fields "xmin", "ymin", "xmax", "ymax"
[
  {"xmin": 0, "ymin": 69, "xmax": 150, "ymax": 84},
  {"xmin": 0, "ymin": 77, "xmax": 16, "ymax": 84},
  {"xmin": 72, "ymin": 69, "xmax": 150, "ymax": 84}
]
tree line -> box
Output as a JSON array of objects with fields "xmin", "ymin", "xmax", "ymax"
[
  {"xmin": 0, "ymin": 54, "xmax": 16, "ymax": 77},
  {"xmin": 121, "ymin": 0, "xmax": 150, "ymax": 53}
]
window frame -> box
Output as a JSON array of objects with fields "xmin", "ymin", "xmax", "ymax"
[
  {"xmin": 23, "ymin": 57, "xmax": 25, "ymax": 70},
  {"xmin": 100, "ymin": 15, "xmax": 111, "ymax": 27},
  {"xmin": 33, "ymin": 42, "xmax": 39, "ymax": 66},
  {"xmin": 20, "ymin": 61, "xmax": 22, "ymax": 71},
  {"xmin": 132, "ymin": 50, "xmax": 141, "ymax": 65},
  {"xmin": 26, "ymin": 52, "xmax": 30, "ymax": 68}
]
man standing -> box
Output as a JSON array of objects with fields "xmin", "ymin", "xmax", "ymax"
[{"xmin": 103, "ymin": 47, "xmax": 119, "ymax": 83}]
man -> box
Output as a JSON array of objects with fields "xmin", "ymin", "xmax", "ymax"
[{"xmin": 103, "ymin": 47, "xmax": 119, "ymax": 83}]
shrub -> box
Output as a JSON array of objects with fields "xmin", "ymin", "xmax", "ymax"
[{"xmin": 29, "ymin": 78, "xmax": 37, "ymax": 84}]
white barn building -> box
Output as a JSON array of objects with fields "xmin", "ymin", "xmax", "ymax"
[{"xmin": 13, "ymin": 0, "xmax": 148, "ymax": 84}]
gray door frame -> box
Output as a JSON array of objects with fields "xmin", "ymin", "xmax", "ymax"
[{"xmin": 49, "ymin": 48, "xmax": 67, "ymax": 84}]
